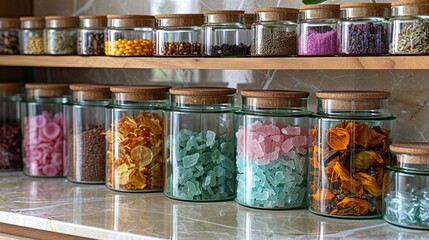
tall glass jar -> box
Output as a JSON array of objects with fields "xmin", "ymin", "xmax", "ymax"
[
  {"xmin": 244, "ymin": 13, "xmax": 255, "ymax": 56},
  {"xmin": 251, "ymin": 7, "xmax": 298, "ymax": 56},
  {"xmin": 0, "ymin": 18, "xmax": 19, "ymax": 54},
  {"xmin": 0, "ymin": 83, "xmax": 23, "ymax": 170},
  {"xmin": 105, "ymin": 15, "xmax": 155, "ymax": 57},
  {"xmin": 77, "ymin": 16, "xmax": 107, "ymax": 56},
  {"xmin": 68, "ymin": 84, "xmax": 111, "ymax": 184},
  {"xmin": 308, "ymin": 91, "xmax": 395, "ymax": 218},
  {"xmin": 384, "ymin": 143, "xmax": 429, "ymax": 230},
  {"xmin": 19, "ymin": 16, "xmax": 45, "ymax": 55},
  {"xmin": 297, "ymin": 4, "xmax": 340, "ymax": 56},
  {"xmin": 22, "ymin": 84, "xmax": 69, "ymax": 177},
  {"xmin": 235, "ymin": 90, "xmax": 310, "ymax": 209},
  {"xmin": 154, "ymin": 14, "xmax": 203, "ymax": 56},
  {"xmin": 105, "ymin": 85, "xmax": 169, "ymax": 192},
  {"xmin": 44, "ymin": 16, "xmax": 79, "ymax": 55},
  {"xmin": 164, "ymin": 87, "xmax": 236, "ymax": 201},
  {"xmin": 339, "ymin": 3, "xmax": 390, "ymax": 56},
  {"xmin": 389, "ymin": 0, "xmax": 429, "ymax": 55},
  {"xmin": 202, "ymin": 10, "xmax": 250, "ymax": 57}
]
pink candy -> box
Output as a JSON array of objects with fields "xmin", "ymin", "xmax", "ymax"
[
  {"xmin": 23, "ymin": 111, "xmax": 64, "ymax": 177},
  {"xmin": 236, "ymin": 120, "xmax": 307, "ymax": 165}
]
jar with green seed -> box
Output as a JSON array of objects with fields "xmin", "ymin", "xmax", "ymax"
[{"xmin": 44, "ymin": 16, "xmax": 79, "ymax": 55}]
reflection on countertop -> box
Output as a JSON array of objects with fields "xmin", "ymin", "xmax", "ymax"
[{"xmin": 0, "ymin": 172, "xmax": 427, "ymax": 240}]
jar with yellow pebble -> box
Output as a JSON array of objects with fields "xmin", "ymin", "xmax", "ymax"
[
  {"xmin": 105, "ymin": 85, "xmax": 170, "ymax": 192},
  {"xmin": 105, "ymin": 15, "xmax": 155, "ymax": 57},
  {"xmin": 19, "ymin": 17, "xmax": 45, "ymax": 55}
]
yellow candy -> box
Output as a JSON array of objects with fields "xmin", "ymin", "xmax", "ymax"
[{"xmin": 105, "ymin": 38, "xmax": 154, "ymax": 56}]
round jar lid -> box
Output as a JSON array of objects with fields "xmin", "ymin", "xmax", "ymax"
[
  {"xmin": 299, "ymin": 4, "xmax": 340, "ymax": 20},
  {"xmin": 203, "ymin": 10, "xmax": 245, "ymax": 24},
  {"xmin": 45, "ymin": 16, "xmax": 79, "ymax": 28},
  {"xmin": 242, "ymin": 90, "xmax": 309, "ymax": 108},
  {"xmin": 0, "ymin": 83, "xmax": 23, "ymax": 95},
  {"xmin": 340, "ymin": 3, "xmax": 391, "ymax": 18},
  {"xmin": 391, "ymin": 0, "xmax": 429, "ymax": 16},
  {"xmin": 79, "ymin": 15, "xmax": 107, "ymax": 28},
  {"xmin": 110, "ymin": 85, "xmax": 170, "ymax": 101},
  {"xmin": 25, "ymin": 83, "xmax": 70, "ymax": 97},
  {"xmin": 317, "ymin": 91, "xmax": 390, "ymax": 111},
  {"xmin": 70, "ymin": 84, "xmax": 111, "ymax": 100},
  {"xmin": 20, "ymin": 16, "xmax": 45, "ymax": 29},
  {"xmin": 170, "ymin": 87, "xmax": 236, "ymax": 105},
  {"xmin": 242, "ymin": 90, "xmax": 309, "ymax": 98},
  {"xmin": 106, "ymin": 15, "xmax": 155, "ymax": 28},
  {"xmin": 155, "ymin": 14, "xmax": 204, "ymax": 27},
  {"xmin": 253, "ymin": 7, "xmax": 298, "ymax": 22},
  {"xmin": 390, "ymin": 143, "xmax": 429, "ymax": 165},
  {"xmin": 316, "ymin": 91, "xmax": 390, "ymax": 99},
  {"xmin": 0, "ymin": 18, "xmax": 19, "ymax": 29},
  {"xmin": 243, "ymin": 13, "xmax": 256, "ymax": 25}
]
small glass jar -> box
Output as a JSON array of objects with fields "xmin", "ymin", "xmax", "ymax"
[
  {"xmin": 251, "ymin": 7, "xmax": 298, "ymax": 57},
  {"xmin": 19, "ymin": 16, "xmax": 45, "ymax": 55},
  {"xmin": 68, "ymin": 84, "xmax": 111, "ymax": 184},
  {"xmin": 244, "ymin": 13, "xmax": 255, "ymax": 56},
  {"xmin": 105, "ymin": 15, "xmax": 155, "ymax": 57},
  {"xmin": 297, "ymin": 4, "xmax": 340, "ymax": 56},
  {"xmin": 44, "ymin": 16, "xmax": 79, "ymax": 55},
  {"xmin": 0, "ymin": 18, "xmax": 19, "ymax": 54},
  {"xmin": 203, "ymin": 10, "xmax": 250, "ymax": 57},
  {"xmin": 339, "ymin": 3, "xmax": 390, "ymax": 56},
  {"xmin": 22, "ymin": 83, "xmax": 69, "ymax": 177},
  {"xmin": 308, "ymin": 91, "xmax": 395, "ymax": 218},
  {"xmin": 105, "ymin": 85, "xmax": 169, "ymax": 192},
  {"xmin": 389, "ymin": 0, "xmax": 429, "ymax": 55},
  {"xmin": 384, "ymin": 143, "xmax": 429, "ymax": 230},
  {"xmin": 154, "ymin": 14, "xmax": 203, "ymax": 56},
  {"xmin": 164, "ymin": 87, "xmax": 236, "ymax": 201},
  {"xmin": 0, "ymin": 83, "xmax": 23, "ymax": 170},
  {"xmin": 235, "ymin": 90, "xmax": 310, "ymax": 209},
  {"xmin": 77, "ymin": 16, "xmax": 107, "ymax": 56}
]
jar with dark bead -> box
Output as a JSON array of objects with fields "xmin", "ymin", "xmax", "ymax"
[
  {"xmin": 0, "ymin": 18, "xmax": 19, "ymax": 54},
  {"xmin": 78, "ymin": 16, "xmax": 107, "ymax": 56},
  {"xmin": 19, "ymin": 16, "xmax": 45, "ymax": 55}
]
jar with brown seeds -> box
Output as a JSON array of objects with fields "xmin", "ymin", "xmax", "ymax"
[
  {"xmin": 77, "ymin": 16, "xmax": 106, "ymax": 56},
  {"xmin": 0, "ymin": 18, "xmax": 20, "ymax": 54}
]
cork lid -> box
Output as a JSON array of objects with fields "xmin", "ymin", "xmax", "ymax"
[
  {"xmin": 110, "ymin": 85, "xmax": 170, "ymax": 101},
  {"xmin": 299, "ymin": 4, "xmax": 340, "ymax": 20},
  {"xmin": 254, "ymin": 7, "xmax": 298, "ymax": 22},
  {"xmin": 170, "ymin": 87, "xmax": 236, "ymax": 105},
  {"xmin": 45, "ymin": 16, "xmax": 79, "ymax": 28},
  {"xmin": 79, "ymin": 15, "xmax": 107, "ymax": 28},
  {"xmin": 391, "ymin": 0, "xmax": 429, "ymax": 6},
  {"xmin": 390, "ymin": 143, "xmax": 429, "ymax": 166},
  {"xmin": 0, "ymin": 18, "xmax": 19, "ymax": 29},
  {"xmin": 316, "ymin": 91, "xmax": 390, "ymax": 99},
  {"xmin": 107, "ymin": 15, "xmax": 155, "ymax": 28},
  {"xmin": 391, "ymin": 0, "xmax": 429, "ymax": 16},
  {"xmin": 20, "ymin": 16, "xmax": 45, "ymax": 29},
  {"xmin": 203, "ymin": 10, "xmax": 245, "ymax": 24},
  {"xmin": 317, "ymin": 91, "xmax": 390, "ymax": 111},
  {"xmin": 243, "ymin": 13, "xmax": 256, "ymax": 25},
  {"xmin": 0, "ymin": 83, "xmax": 23, "ymax": 95},
  {"xmin": 242, "ymin": 90, "xmax": 309, "ymax": 108},
  {"xmin": 70, "ymin": 84, "xmax": 111, "ymax": 100},
  {"xmin": 155, "ymin": 14, "xmax": 204, "ymax": 27},
  {"xmin": 340, "ymin": 3, "xmax": 391, "ymax": 18},
  {"xmin": 25, "ymin": 83, "xmax": 70, "ymax": 97}
]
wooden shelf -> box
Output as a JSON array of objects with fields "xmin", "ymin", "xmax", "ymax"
[{"xmin": 0, "ymin": 55, "xmax": 428, "ymax": 70}]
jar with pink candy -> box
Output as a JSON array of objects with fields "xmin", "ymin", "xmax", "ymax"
[
  {"xmin": 235, "ymin": 90, "xmax": 310, "ymax": 209},
  {"xmin": 22, "ymin": 83, "xmax": 69, "ymax": 177}
]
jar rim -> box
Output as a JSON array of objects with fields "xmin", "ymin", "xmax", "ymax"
[
  {"xmin": 241, "ymin": 90, "xmax": 309, "ymax": 98},
  {"xmin": 79, "ymin": 15, "xmax": 107, "ymax": 20},
  {"xmin": 254, "ymin": 7, "xmax": 299, "ymax": 13},
  {"xmin": 299, "ymin": 4, "xmax": 340, "ymax": 10},
  {"xmin": 340, "ymin": 3, "xmax": 391, "ymax": 8},
  {"xmin": 70, "ymin": 83, "xmax": 111, "ymax": 91},
  {"xmin": 106, "ymin": 14, "xmax": 154, "ymax": 20},
  {"xmin": 155, "ymin": 14, "xmax": 204, "ymax": 19},
  {"xmin": 170, "ymin": 87, "xmax": 236, "ymax": 96},
  {"xmin": 25, "ymin": 83, "xmax": 70, "ymax": 90},
  {"xmin": 19, "ymin": 16, "xmax": 44, "ymax": 21},
  {"xmin": 390, "ymin": 143, "xmax": 429, "ymax": 155},
  {"xmin": 316, "ymin": 91, "xmax": 390, "ymax": 99}
]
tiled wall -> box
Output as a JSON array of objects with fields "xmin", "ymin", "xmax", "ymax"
[{"xmin": 33, "ymin": 0, "xmax": 429, "ymax": 142}]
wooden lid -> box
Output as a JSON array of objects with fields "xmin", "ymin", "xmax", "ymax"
[
  {"xmin": 316, "ymin": 91, "xmax": 390, "ymax": 99},
  {"xmin": 155, "ymin": 14, "xmax": 204, "ymax": 27},
  {"xmin": 390, "ymin": 143, "xmax": 429, "ymax": 165},
  {"xmin": 392, "ymin": 0, "xmax": 429, "ymax": 6},
  {"xmin": 25, "ymin": 83, "xmax": 69, "ymax": 97},
  {"xmin": 45, "ymin": 16, "xmax": 79, "ymax": 28},
  {"xmin": 203, "ymin": 10, "xmax": 245, "ymax": 15},
  {"xmin": 340, "ymin": 3, "xmax": 390, "ymax": 18},
  {"xmin": 299, "ymin": 4, "xmax": 340, "ymax": 10},
  {"xmin": 242, "ymin": 90, "xmax": 308, "ymax": 108},
  {"xmin": 391, "ymin": 0, "xmax": 429, "ymax": 15},
  {"xmin": 0, "ymin": 83, "xmax": 23, "ymax": 95},
  {"xmin": 20, "ymin": 16, "xmax": 45, "ymax": 29},
  {"xmin": 203, "ymin": 10, "xmax": 245, "ymax": 24},
  {"xmin": 243, "ymin": 13, "xmax": 256, "ymax": 25},
  {"xmin": 25, "ymin": 83, "xmax": 70, "ymax": 90},
  {"xmin": 70, "ymin": 84, "xmax": 111, "ymax": 100},
  {"xmin": 254, "ymin": 7, "xmax": 298, "ymax": 21},
  {"xmin": 0, "ymin": 17, "xmax": 19, "ymax": 29},
  {"xmin": 241, "ymin": 90, "xmax": 309, "ymax": 98},
  {"xmin": 79, "ymin": 15, "xmax": 107, "ymax": 28},
  {"xmin": 111, "ymin": 85, "xmax": 170, "ymax": 101},
  {"xmin": 171, "ymin": 87, "xmax": 236, "ymax": 105},
  {"xmin": 340, "ymin": 3, "xmax": 391, "ymax": 8},
  {"xmin": 299, "ymin": 4, "xmax": 340, "ymax": 20},
  {"xmin": 107, "ymin": 15, "xmax": 154, "ymax": 28}
]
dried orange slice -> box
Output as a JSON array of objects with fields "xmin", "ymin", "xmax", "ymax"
[
  {"xmin": 115, "ymin": 163, "xmax": 130, "ymax": 185},
  {"xmin": 130, "ymin": 145, "xmax": 154, "ymax": 169}
]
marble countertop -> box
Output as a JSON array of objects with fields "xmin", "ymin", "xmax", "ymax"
[{"xmin": 0, "ymin": 172, "xmax": 427, "ymax": 240}]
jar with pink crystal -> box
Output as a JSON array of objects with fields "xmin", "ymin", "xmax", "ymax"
[
  {"xmin": 22, "ymin": 83, "xmax": 69, "ymax": 177},
  {"xmin": 235, "ymin": 90, "xmax": 310, "ymax": 209}
]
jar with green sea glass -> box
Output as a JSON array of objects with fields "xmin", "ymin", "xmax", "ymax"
[
  {"xmin": 22, "ymin": 84, "xmax": 70, "ymax": 177},
  {"xmin": 383, "ymin": 143, "xmax": 429, "ymax": 230},
  {"xmin": 0, "ymin": 83, "xmax": 24, "ymax": 170},
  {"xmin": 105, "ymin": 85, "xmax": 169, "ymax": 192},
  {"xmin": 164, "ymin": 87, "xmax": 236, "ymax": 201},
  {"xmin": 235, "ymin": 90, "xmax": 310, "ymax": 209},
  {"xmin": 67, "ymin": 84, "xmax": 111, "ymax": 184},
  {"xmin": 308, "ymin": 91, "xmax": 395, "ymax": 218}
]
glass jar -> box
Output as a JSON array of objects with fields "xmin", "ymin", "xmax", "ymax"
[
  {"xmin": 22, "ymin": 83, "xmax": 69, "ymax": 177},
  {"xmin": 202, "ymin": 10, "xmax": 250, "ymax": 57},
  {"xmin": 251, "ymin": 7, "xmax": 298, "ymax": 56},
  {"xmin": 297, "ymin": 4, "xmax": 340, "ymax": 56},
  {"xmin": 105, "ymin": 15, "xmax": 155, "ymax": 57},
  {"xmin": 308, "ymin": 91, "xmax": 395, "ymax": 218},
  {"xmin": 389, "ymin": 0, "xmax": 429, "ymax": 55},
  {"xmin": 339, "ymin": 3, "xmax": 390, "ymax": 56},
  {"xmin": 105, "ymin": 85, "xmax": 169, "ymax": 192},
  {"xmin": 244, "ymin": 13, "xmax": 255, "ymax": 56},
  {"xmin": 235, "ymin": 90, "xmax": 310, "ymax": 209},
  {"xmin": 164, "ymin": 87, "xmax": 236, "ymax": 201},
  {"xmin": 0, "ymin": 18, "xmax": 19, "ymax": 54},
  {"xmin": 67, "ymin": 84, "xmax": 111, "ymax": 184},
  {"xmin": 383, "ymin": 143, "xmax": 429, "ymax": 230},
  {"xmin": 19, "ymin": 16, "xmax": 45, "ymax": 55},
  {"xmin": 77, "ymin": 16, "xmax": 107, "ymax": 56},
  {"xmin": 44, "ymin": 16, "xmax": 79, "ymax": 55},
  {"xmin": 154, "ymin": 14, "xmax": 203, "ymax": 56},
  {"xmin": 0, "ymin": 83, "xmax": 23, "ymax": 170}
]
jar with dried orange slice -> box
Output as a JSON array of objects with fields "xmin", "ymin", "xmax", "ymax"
[{"xmin": 105, "ymin": 85, "xmax": 170, "ymax": 192}]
